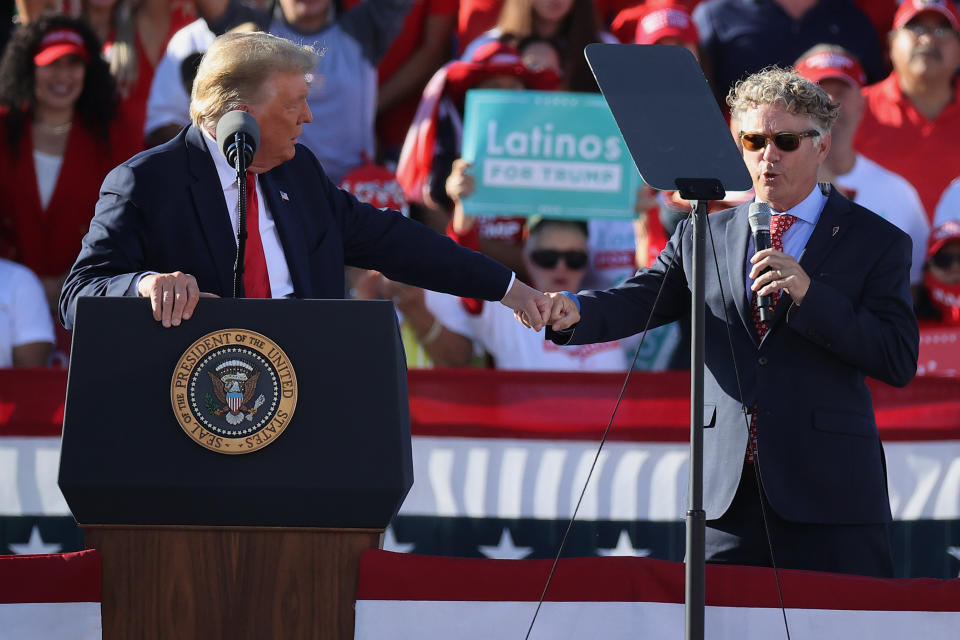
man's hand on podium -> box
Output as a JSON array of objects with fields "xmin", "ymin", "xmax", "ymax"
[
  {"xmin": 137, "ymin": 272, "xmax": 219, "ymax": 328},
  {"xmin": 500, "ymin": 279, "xmax": 551, "ymax": 332}
]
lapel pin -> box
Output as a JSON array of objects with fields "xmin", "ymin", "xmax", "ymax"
[
  {"xmin": 832, "ymin": 226, "xmax": 839, "ymax": 237},
  {"xmin": 280, "ymin": 191, "xmax": 289, "ymax": 201}
]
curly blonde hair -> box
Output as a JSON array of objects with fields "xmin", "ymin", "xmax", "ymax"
[
  {"xmin": 190, "ymin": 32, "xmax": 320, "ymax": 131},
  {"xmin": 726, "ymin": 66, "xmax": 839, "ymax": 135}
]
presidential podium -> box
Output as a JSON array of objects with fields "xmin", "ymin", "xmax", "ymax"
[{"xmin": 58, "ymin": 297, "xmax": 413, "ymax": 640}]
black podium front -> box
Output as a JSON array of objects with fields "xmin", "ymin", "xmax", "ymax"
[{"xmin": 59, "ymin": 297, "xmax": 413, "ymax": 639}]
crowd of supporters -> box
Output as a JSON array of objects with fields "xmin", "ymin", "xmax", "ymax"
[{"xmin": 1, "ymin": 0, "xmax": 959, "ymax": 370}]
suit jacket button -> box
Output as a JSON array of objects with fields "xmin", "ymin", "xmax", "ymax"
[{"xmin": 758, "ymin": 356, "xmax": 768, "ymax": 366}]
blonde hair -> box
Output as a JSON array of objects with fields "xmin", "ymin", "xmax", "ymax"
[
  {"xmin": 189, "ymin": 32, "xmax": 320, "ymax": 130},
  {"xmin": 726, "ymin": 66, "xmax": 840, "ymax": 135}
]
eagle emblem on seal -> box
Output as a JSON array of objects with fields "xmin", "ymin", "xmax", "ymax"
[{"xmin": 207, "ymin": 359, "xmax": 266, "ymax": 426}]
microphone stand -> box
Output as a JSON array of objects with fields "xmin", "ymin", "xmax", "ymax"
[
  {"xmin": 675, "ymin": 177, "xmax": 725, "ymax": 640},
  {"xmin": 231, "ymin": 131, "xmax": 249, "ymax": 299}
]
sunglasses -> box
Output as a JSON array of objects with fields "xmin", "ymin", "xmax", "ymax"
[
  {"xmin": 739, "ymin": 130, "xmax": 820, "ymax": 152},
  {"xmin": 529, "ymin": 249, "xmax": 589, "ymax": 270},
  {"xmin": 931, "ymin": 252, "xmax": 960, "ymax": 269}
]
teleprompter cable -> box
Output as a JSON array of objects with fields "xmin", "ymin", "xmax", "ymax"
[
  {"xmin": 523, "ymin": 210, "xmax": 792, "ymax": 640},
  {"xmin": 523, "ymin": 218, "xmax": 684, "ymax": 640}
]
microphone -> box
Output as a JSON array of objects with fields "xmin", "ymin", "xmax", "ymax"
[
  {"xmin": 748, "ymin": 201, "xmax": 774, "ymax": 323},
  {"xmin": 216, "ymin": 110, "xmax": 260, "ymax": 171}
]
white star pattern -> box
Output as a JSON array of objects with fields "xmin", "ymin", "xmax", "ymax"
[
  {"xmin": 596, "ymin": 530, "xmax": 651, "ymax": 557},
  {"xmin": 8, "ymin": 525, "xmax": 62, "ymax": 555},
  {"xmin": 382, "ymin": 526, "xmax": 415, "ymax": 553},
  {"xmin": 478, "ymin": 529, "xmax": 533, "ymax": 560},
  {"xmin": 947, "ymin": 547, "xmax": 960, "ymax": 578}
]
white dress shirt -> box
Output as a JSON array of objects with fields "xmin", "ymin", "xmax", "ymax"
[{"xmin": 202, "ymin": 129, "xmax": 295, "ymax": 298}]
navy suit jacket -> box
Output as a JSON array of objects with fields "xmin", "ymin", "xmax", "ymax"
[
  {"xmin": 549, "ymin": 188, "xmax": 919, "ymax": 525},
  {"xmin": 60, "ymin": 126, "xmax": 512, "ymax": 329}
]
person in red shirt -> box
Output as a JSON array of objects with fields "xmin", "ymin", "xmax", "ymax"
[
  {"xmin": 854, "ymin": 0, "xmax": 960, "ymax": 220},
  {"xmin": 85, "ymin": 0, "xmax": 196, "ymax": 149},
  {"xmin": 0, "ymin": 15, "xmax": 138, "ymax": 303},
  {"xmin": 0, "ymin": 14, "xmax": 139, "ymax": 362},
  {"xmin": 376, "ymin": 0, "xmax": 457, "ymax": 163}
]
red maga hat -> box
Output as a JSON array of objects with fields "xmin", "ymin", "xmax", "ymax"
[
  {"xmin": 928, "ymin": 220, "xmax": 960, "ymax": 259},
  {"xmin": 34, "ymin": 28, "xmax": 89, "ymax": 67},
  {"xmin": 635, "ymin": 5, "xmax": 698, "ymax": 46},
  {"xmin": 444, "ymin": 42, "xmax": 561, "ymax": 110},
  {"xmin": 795, "ymin": 48, "xmax": 867, "ymax": 88},
  {"xmin": 893, "ymin": 0, "xmax": 960, "ymax": 32}
]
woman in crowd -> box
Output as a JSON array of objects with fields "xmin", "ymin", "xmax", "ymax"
[
  {"xmin": 396, "ymin": 40, "xmax": 560, "ymax": 250},
  {"xmin": 0, "ymin": 13, "xmax": 137, "ymax": 315},
  {"xmin": 461, "ymin": 0, "xmax": 617, "ymax": 93},
  {"xmin": 84, "ymin": 0, "xmax": 195, "ymax": 146}
]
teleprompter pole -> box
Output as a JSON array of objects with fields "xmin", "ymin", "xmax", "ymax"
[{"xmin": 686, "ymin": 197, "xmax": 708, "ymax": 640}]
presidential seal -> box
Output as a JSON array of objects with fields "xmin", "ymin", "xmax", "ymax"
[{"xmin": 170, "ymin": 329, "xmax": 298, "ymax": 454}]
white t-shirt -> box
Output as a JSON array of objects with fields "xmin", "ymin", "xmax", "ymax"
[
  {"xmin": 833, "ymin": 154, "xmax": 929, "ymax": 284},
  {"xmin": 934, "ymin": 176, "xmax": 960, "ymax": 227},
  {"xmin": 144, "ymin": 18, "xmax": 216, "ymax": 136},
  {"xmin": 425, "ymin": 289, "xmax": 624, "ymax": 371},
  {"xmin": 33, "ymin": 150, "xmax": 63, "ymax": 210},
  {"xmin": 0, "ymin": 259, "xmax": 55, "ymax": 367}
]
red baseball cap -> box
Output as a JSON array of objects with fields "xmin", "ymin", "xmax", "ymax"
[
  {"xmin": 635, "ymin": 5, "xmax": 699, "ymax": 46},
  {"xmin": 928, "ymin": 220, "xmax": 960, "ymax": 259},
  {"xmin": 893, "ymin": 0, "xmax": 960, "ymax": 32},
  {"xmin": 795, "ymin": 48, "xmax": 867, "ymax": 88},
  {"xmin": 445, "ymin": 42, "xmax": 561, "ymax": 110},
  {"xmin": 33, "ymin": 28, "xmax": 89, "ymax": 67}
]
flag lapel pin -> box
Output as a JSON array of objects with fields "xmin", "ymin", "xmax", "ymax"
[
  {"xmin": 280, "ymin": 191, "xmax": 290, "ymax": 201},
  {"xmin": 832, "ymin": 226, "xmax": 839, "ymax": 237}
]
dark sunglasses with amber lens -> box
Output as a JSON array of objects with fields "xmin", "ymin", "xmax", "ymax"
[
  {"xmin": 530, "ymin": 249, "xmax": 589, "ymax": 270},
  {"xmin": 931, "ymin": 251, "xmax": 960, "ymax": 269},
  {"xmin": 739, "ymin": 130, "xmax": 820, "ymax": 152}
]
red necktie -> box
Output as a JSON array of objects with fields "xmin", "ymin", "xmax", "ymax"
[
  {"xmin": 750, "ymin": 214, "xmax": 797, "ymax": 339},
  {"xmin": 244, "ymin": 173, "xmax": 271, "ymax": 298},
  {"xmin": 746, "ymin": 213, "xmax": 797, "ymax": 463}
]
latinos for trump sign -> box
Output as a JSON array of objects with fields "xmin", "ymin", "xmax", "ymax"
[{"xmin": 460, "ymin": 90, "xmax": 640, "ymax": 219}]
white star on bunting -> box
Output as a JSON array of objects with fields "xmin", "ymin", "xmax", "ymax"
[
  {"xmin": 382, "ymin": 526, "xmax": 415, "ymax": 553},
  {"xmin": 8, "ymin": 525, "xmax": 62, "ymax": 555},
  {"xmin": 947, "ymin": 547, "xmax": 960, "ymax": 578},
  {"xmin": 478, "ymin": 529, "xmax": 533, "ymax": 560},
  {"xmin": 597, "ymin": 530, "xmax": 651, "ymax": 557}
]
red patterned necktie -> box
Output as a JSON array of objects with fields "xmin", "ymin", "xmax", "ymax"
[
  {"xmin": 243, "ymin": 173, "xmax": 272, "ymax": 298},
  {"xmin": 746, "ymin": 213, "xmax": 797, "ymax": 463}
]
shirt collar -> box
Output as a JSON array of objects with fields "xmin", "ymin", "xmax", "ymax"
[
  {"xmin": 762, "ymin": 184, "xmax": 826, "ymax": 225},
  {"xmin": 201, "ymin": 127, "xmax": 253, "ymax": 192}
]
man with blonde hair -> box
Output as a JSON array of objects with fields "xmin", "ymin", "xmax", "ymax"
[
  {"xmin": 60, "ymin": 32, "xmax": 550, "ymax": 332},
  {"xmin": 537, "ymin": 67, "xmax": 918, "ymax": 576}
]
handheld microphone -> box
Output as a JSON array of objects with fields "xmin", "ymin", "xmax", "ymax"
[
  {"xmin": 216, "ymin": 110, "xmax": 260, "ymax": 171},
  {"xmin": 748, "ymin": 201, "xmax": 774, "ymax": 323}
]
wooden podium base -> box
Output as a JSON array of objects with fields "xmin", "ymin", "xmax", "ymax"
[{"xmin": 83, "ymin": 525, "xmax": 382, "ymax": 640}]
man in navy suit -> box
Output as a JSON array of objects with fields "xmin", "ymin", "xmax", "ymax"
[
  {"xmin": 538, "ymin": 68, "xmax": 919, "ymax": 576},
  {"xmin": 59, "ymin": 31, "xmax": 550, "ymax": 332}
]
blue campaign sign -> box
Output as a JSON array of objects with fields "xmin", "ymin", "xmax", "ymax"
[{"xmin": 460, "ymin": 90, "xmax": 640, "ymax": 219}]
